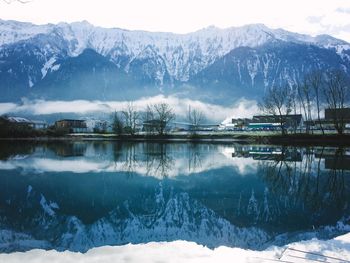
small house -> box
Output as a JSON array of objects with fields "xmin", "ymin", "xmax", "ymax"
[
  {"xmin": 31, "ymin": 120, "xmax": 48, "ymax": 130},
  {"xmin": 55, "ymin": 119, "xmax": 87, "ymax": 133},
  {"xmin": 6, "ymin": 117, "xmax": 47, "ymax": 130},
  {"xmin": 85, "ymin": 119, "xmax": 108, "ymax": 133}
]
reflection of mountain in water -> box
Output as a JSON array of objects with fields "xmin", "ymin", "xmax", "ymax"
[
  {"xmin": 0, "ymin": 141, "xmax": 349, "ymax": 253},
  {"xmin": 0, "ymin": 183, "xmax": 270, "ymax": 252}
]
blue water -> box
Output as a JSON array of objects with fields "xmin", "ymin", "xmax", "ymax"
[{"xmin": 0, "ymin": 141, "xmax": 349, "ymax": 252}]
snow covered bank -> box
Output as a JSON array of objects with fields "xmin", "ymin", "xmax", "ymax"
[{"xmin": 1, "ymin": 233, "xmax": 350, "ymax": 263}]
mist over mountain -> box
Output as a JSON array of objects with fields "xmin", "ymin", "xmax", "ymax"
[{"xmin": 0, "ymin": 20, "xmax": 349, "ymax": 104}]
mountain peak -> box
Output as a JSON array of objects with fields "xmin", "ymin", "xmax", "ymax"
[
  {"xmin": 202, "ymin": 25, "xmax": 220, "ymax": 31},
  {"xmin": 0, "ymin": 18, "xmax": 350, "ymax": 102},
  {"xmin": 70, "ymin": 20, "xmax": 93, "ymax": 28},
  {"xmin": 242, "ymin": 23, "xmax": 269, "ymax": 30}
]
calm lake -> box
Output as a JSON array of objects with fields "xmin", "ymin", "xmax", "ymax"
[{"xmin": 0, "ymin": 141, "xmax": 349, "ymax": 253}]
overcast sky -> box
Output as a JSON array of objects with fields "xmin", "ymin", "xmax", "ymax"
[{"xmin": 1, "ymin": 0, "xmax": 350, "ymax": 42}]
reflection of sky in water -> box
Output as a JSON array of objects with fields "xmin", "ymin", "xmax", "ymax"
[{"xmin": 0, "ymin": 144, "xmax": 259, "ymax": 176}]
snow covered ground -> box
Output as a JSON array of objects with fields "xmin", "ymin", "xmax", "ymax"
[{"xmin": 1, "ymin": 233, "xmax": 349, "ymax": 263}]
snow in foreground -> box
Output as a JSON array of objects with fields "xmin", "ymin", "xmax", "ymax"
[{"xmin": 1, "ymin": 233, "xmax": 350, "ymax": 263}]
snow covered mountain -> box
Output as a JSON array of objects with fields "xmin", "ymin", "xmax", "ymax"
[{"xmin": 0, "ymin": 19, "xmax": 350, "ymax": 102}]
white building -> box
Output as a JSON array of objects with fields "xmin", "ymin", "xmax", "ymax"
[{"xmin": 85, "ymin": 119, "xmax": 108, "ymax": 133}]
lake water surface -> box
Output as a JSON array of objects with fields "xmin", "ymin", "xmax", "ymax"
[{"xmin": 0, "ymin": 141, "xmax": 349, "ymax": 253}]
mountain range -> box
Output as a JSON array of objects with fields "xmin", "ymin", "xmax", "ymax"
[{"xmin": 0, "ymin": 19, "xmax": 350, "ymax": 103}]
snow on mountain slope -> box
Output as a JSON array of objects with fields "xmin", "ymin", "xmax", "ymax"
[
  {"xmin": 57, "ymin": 191, "xmax": 270, "ymax": 252},
  {"xmin": 1, "ymin": 20, "xmax": 349, "ymax": 82},
  {"xmin": 0, "ymin": 19, "xmax": 52, "ymax": 46},
  {"xmin": 0, "ymin": 187, "xmax": 271, "ymax": 253}
]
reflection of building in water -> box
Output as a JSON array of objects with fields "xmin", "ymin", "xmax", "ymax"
[
  {"xmin": 230, "ymin": 145, "xmax": 302, "ymax": 162},
  {"xmin": 314, "ymin": 148, "xmax": 350, "ymax": 170},
  {"xmin": 325, "ymin": 156, "xmax": 350, "ymax": 170},
  {"xmin": 52, "ymin": 142, "xmax": 87, "ymax": 157}
]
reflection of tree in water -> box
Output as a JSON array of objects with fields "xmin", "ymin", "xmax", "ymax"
[
  {"xmin": 112, "ymin": 142, "xmax": 140, "ymax": 178},
  {"xmin": 258, "ymin": 147, "xmax": 306, "ymax": 195},
  {"xmin": 187, "ymin": 143, "xmax": 203, "ymax": 173},
  {"xmin": 258, "ymin": 147, "xmax": 349, "ymax": 224},
  {"xmin": 112, "ymin": 142, "xmax": 123, "ymax": 164},
  {"xmin": 0, "ymin": 141, "xmax": 36, "ymax": 160},
  {"xmin": 92, "ymin": 141, "xmax": 108, "ymax": 156},
  {"xmin": 324, "ymin": 148, "xmax": 346, "ymax": 206},
  {"xmin": 144, "ymin": 143, "xmax": 174, "ymax": 178},
  {"xmin": 0, "ymin": 141, "xmax": 92, "ymax": 160},
  {"xmin": 112, "ymin": 142, "xmax": 174, "ymax": 178},
  {"xmin": 47, "ymin": 141, "xmax": 87, "ymax": 157}
]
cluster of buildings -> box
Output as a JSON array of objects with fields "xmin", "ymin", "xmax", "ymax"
[
  {"xmin": 2, "ymin": 117, "xmax": 48, "ymax": 130},
  {"xmin": 0, "ymin": 116, "xmax": 109, "ymax": 133},
  {"xmin": 220, "ymin": 108, "xmax": 350, "ymax": 132},
  {"xmin": 54, "ymin": 119, "xmax": 108, "ymax": 133},
  {"xmin": 220, "ymin": 114, "xmax": 302, "ymax": 131},
  {"xmin": 225, "ymin": 145, "xmax": 350, "ymax": 171},
  {"xmin": 1, "ymin": 108, "xmax": 350, "ymax": 134}
]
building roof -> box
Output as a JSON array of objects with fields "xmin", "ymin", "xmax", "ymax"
[
  {"xmin": 251, "ymin": 114, "xmax": 302, "ymax": 124},
  {"xmin": 7, "ymin": 117, "xmax": 32, "ymax": 123}
]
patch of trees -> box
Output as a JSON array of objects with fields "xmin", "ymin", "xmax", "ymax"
[
  {"xmin": 187, "ymin": 106, "xmax": 205, "ymax": 135},
  {"xmin": 259, "ymin": 70, "xmax": 350, "ymax": 135},
  {"xmin": 112, "ymin": 102, "xmax": 176, "ymax": 136}
]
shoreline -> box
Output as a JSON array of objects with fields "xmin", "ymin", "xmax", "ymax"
[
  {"xmin": 1, "ymin": 133, "xmax": 350, "ymax": 146},
  {"xmin": 0, "ymin": 232, "xmax": 349, "ymax": 263}
]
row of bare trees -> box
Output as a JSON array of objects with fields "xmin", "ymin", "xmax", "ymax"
[
  {"xmin": 259, "ymin": 70, "xmax": 350, "ymax": 135},
  {"xmin": 111, "ymin": 102, "xmax": 205, "ymax": 136},
  {"xmin": 112, "ymin": 102, "xmax": 175, "ymax": 136}
]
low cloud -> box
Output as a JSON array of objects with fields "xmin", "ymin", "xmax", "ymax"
[
  {"xmin": 306, "ymin": 16, "xmax": 324, "ymax": 24},
  {"xmin": 0, "ymin": 102, "xmax": 18, "ymax": 115},
  {"xmin": 0, "ymin": 144, "xmax": 259, "ymax": 176},
  {"xmin": 0, "ymin": 96, "xmax": 259, "ymax": 123},
  {"xmin": 336, "ymin": 7, "xmax": 350, "ymax": 14},
  {"xmin": 302, "ymin": 6, "xmax": 350, "ymax": 42}
]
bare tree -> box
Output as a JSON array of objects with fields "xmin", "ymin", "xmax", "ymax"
[
  {"xmin": 297, "ymin": 78, "xmax": 313, "ymax": 134},
  {"xmin": 323, "ymin": 70, "xmax": 350, "ymax": 135},
  {"xmin": 306, "ymin": 71, "xmax": 325, "ymax": 135},
  {"xmin": 153, "ymin": 103, "xmax": 175, "ymax": 135},
  {"xmin": 259, "ymin": 84, "xmax": 293, "ymax": 135},
  {"xmin": 142, "ymin": 105, "xmax": 155, "ymax": 134},
  {"xmin": 290, "ymin": 85, "xmax": 300, "ymax": 133},
  {"xmin": 112, "ymin": 111, "xmax": 124, "ymax": 135},
  {"xmin": 122, "ymin": 102, "xmax": 140, "ymax": 135},
  {"xmin": 187, "ymin": 106, "xmax": 205, "ymax": 134}
]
